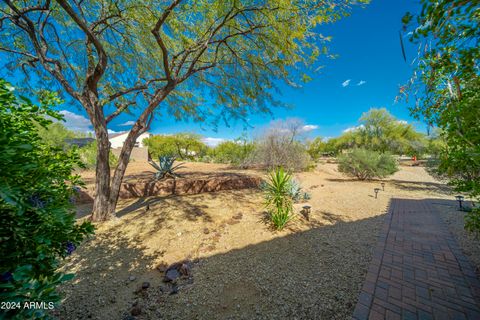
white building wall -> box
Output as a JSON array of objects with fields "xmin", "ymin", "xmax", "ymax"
[{"xmin": 110, "ymin": 132, "xmax": 151, "ymax": 149}]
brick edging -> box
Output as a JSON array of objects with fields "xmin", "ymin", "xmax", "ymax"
[{"xmin": 352, "ymin": 199, "xmax": 397, "ymax": 320}]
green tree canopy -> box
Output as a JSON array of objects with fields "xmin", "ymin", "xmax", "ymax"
[
  {"xmin": 143, "ymin": 133, "xmax": 207, "ymax": 160},
  {"xmin": 0, "ymin": 0, "xmax": 369, "ymax": 220}
]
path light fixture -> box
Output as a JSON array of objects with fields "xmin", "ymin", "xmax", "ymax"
[
  {"xmin": 455, "ymin": 195, "xmax": 464, "ymax": 210},
  {"xmin": 374, "ymin": 188, "xmax": 380, "ymax": 199},
  {"xmin": 302, "ymin": 205, "xmax": 311, "ymax": 221},
  {"xmin": 381, "ymin": 182, "xmax": 385, "ymax": 191}
]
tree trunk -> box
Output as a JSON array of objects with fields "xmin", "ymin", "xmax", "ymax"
[
  {"xmin": 107, "ymin": 129, "xmax": 140, "ymax": 216},
  {"xmin": 91, "ymin": 126, "xmax": 112, "ymax": 221}
]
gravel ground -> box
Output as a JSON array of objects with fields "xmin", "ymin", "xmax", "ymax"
[{"xmin": 55, "ymin": 163, "xmax": 452, "ymax": 320}]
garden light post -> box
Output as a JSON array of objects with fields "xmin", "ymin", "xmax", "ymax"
[
  {"xmin": 302, "ymin": 205, "xmax": 311, "ymax": 221},
  {"xmin": 381, "ymin": 182, "xmax": 385, "ymax": 191},
  {"xmin": 374, "ymin": 188, "xmax": 380, "ymax": 199},
  {"xmin": 455, "ymin": 195, "xmax": 464, "ymax": 210}
]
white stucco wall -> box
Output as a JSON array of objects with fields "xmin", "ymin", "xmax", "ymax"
[{"xmin": 110, "ymin": 132, "xmax": 151, "ymax": 149}]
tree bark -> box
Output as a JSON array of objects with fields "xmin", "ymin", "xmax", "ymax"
[{"xmin": 91, "ymin": 125, "xmax": 112, "ymax": 221}]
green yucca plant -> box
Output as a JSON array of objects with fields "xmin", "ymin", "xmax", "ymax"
[
  {"xmin": 264, "ymin": 167, "xmax": 294, "ymax": 230},
  {"xmin": 149, "ymin": 155, "xmax": 185, "ymax": 180}
]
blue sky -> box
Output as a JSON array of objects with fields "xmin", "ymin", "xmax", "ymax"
[
  {"xmin": 4, "ymin": 0, "xmax": 423, "ymax": 146},
  {"xmin": 110, "ymin": 0, "xmax": 422, "ymax": 144}
]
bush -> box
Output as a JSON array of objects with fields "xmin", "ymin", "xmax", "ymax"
[
  {"xmin": 209, "ymin": 139, "xmax": 255, "ymax": 167},
  {"xmin": 263, "ymin": 167, "xmax": 294, "ymax": 230},
  {"xmin": 0, "ymin": 79, "xmax": 94, "ymax": 318},
  {"xmin": 338, "ymin": 148, "xmax": 398, "ymax": 180}
]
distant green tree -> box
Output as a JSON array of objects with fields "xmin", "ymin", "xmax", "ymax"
[
  {"xmin": 401, "ymin": 0, "xmax": 480, "ymax": 232},
  {"xmin": 36, "ymin": 122, "xmax": 78, "ymax": 148},
  {"xmin": 144, "ymin": 133, "xmax": 207, "ymax": 160},
  {"xmin": 210, "ymin": 138, "xmax": 255, "ymax": 167},
  {"xmin": 0, "ymin": 79, "xmax": 93, "ymax": 319}
]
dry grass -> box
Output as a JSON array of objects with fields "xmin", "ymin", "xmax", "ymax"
[{"xmin": 56, "ymin": 162, "xmax": 455, "ymax": 319}]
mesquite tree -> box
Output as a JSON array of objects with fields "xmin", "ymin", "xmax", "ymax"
[{"xmin": 0, "ymin": 0, "xmax": 367, "ymax": 221}]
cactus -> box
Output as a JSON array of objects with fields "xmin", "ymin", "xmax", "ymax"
[{"xmin": 148, "ymin": 156, "xmax": 185, "ymax": 180}]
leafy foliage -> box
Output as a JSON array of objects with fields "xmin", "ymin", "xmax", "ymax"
[
  {"xmin": 465, "ymin": 208, "xmax": 480, "ymax": 238},
  {"xmin": 0, "ymin": 79, "xmax": 94, "ymax": 319},
  {"xmin": 401, "ymin": 1, "xmax": 480, "ymax": 232},
  {"xmin": 36, "ymin": 122, "xmax": 83, "ymax": 149},
  {"xmin": 149, "ymin": 156, "xmax": 185, "ymax": 180},
  {"xmin": 263, "ymin": 167, "xmax": 294, "ymax": 230},
  {"xmin": 338, "ymin": 148, "xmax": 399, "ymax": 180},
  {"xmin": 77, "ymin": 141, "xmax": 118, "ymax": 170},
  {"xmin": 143, "ymin": 133, "xmax": 207, "ymax": 160},
  {"xmin": 208, "ymin": 138, "xmax": 255, "ymax": 167}
]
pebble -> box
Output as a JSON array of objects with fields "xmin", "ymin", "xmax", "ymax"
[
  {"xmin": 142, "ymin": 282, "xmax": 150, "ymax": 289},
  {"xmin": 129, "ymin": 275, "xmax": 136, "ymax": 281}
]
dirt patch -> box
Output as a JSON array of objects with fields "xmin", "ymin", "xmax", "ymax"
[{"xmin": 57, "ymin": 163, "xmax": 453, "ymax": 319}]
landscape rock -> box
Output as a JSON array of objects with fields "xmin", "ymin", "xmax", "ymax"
[
  {"xmin": 142, "ymin": 282, "xmax": 150, "ymax": 289},
  {"xmin": 164, "ymin": 268, "xmax": 181, "ymax": 283},
  {"xmin": 129, "ymin": 275, "xmax": 136, "ymax": 282}
]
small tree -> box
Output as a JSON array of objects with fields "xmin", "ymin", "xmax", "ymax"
[
  {"xmin": 338, "ymin": 148, "xmax": 398, "ymax": 180},
  {"xmin": 0, "ymin": 79, "xmax": 93, "ymax": 318}
]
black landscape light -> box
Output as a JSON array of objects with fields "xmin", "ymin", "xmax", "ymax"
[
  {"xmin": 455, "ymin": 195, "xmax": 464, "ymax": 210},
  {"xmin": 381, "ymin": 182, "xmax": 385, "ymax": 191},
  {"xmin": 302, "ymin": 205, "xmax": 311, "ymax": 221},
  {"xmin": 374, "ymin": 188, "xmax": 380, "ymax": 199}
]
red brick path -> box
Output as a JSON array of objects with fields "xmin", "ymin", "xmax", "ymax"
[{"xmin": 352, "ymin": 198, "xmax": 480, "ymax": 320}]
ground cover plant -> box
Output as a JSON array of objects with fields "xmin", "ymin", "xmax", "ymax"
[
  {"xmin": 0, "ymin": 80, "xmax": 93, "ymax": 319},
  {"xmin": 338, "ymin": 148, "xmax": 398, "ymax": 180}
]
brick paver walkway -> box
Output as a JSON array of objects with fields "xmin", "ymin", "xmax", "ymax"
[{"xmin": 352, "ymin": 198, "xmax": 480, "ymax": 320}]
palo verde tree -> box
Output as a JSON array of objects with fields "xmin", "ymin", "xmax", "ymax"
[{"xmin": 0, "ymin": 0, "xmax": 368, "ymax": 221}]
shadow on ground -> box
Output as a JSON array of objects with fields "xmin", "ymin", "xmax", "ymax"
[{"xmin": 58, "ymin": 208, "xmax": 386, "ymax": 320}]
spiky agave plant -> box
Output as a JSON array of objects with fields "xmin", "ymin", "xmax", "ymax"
[
  {"xmin": 149, "ymin": 155, "xmax": 185, "ymax": 180},
  {"xmin": 263, "ymin": 167, "xmax": 294, "ymax": 230}
]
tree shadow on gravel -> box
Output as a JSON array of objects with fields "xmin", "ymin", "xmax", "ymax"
[{"xmin": 57, "ymin": 210, "xmax": 387, "ymax": 320}]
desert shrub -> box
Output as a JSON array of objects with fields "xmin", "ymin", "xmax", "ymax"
[
  {"xmin": 209, "ymin": 139, "xmax": 255, "ymax": 167},
  {"xmin": 78, "ymin": 141, "xmax": 118, "ymax": 169},
  {"xmin": 465, "ymin": 208, "xmax": 480, "ymax": 238},
  {"xmin": 0, "ymin": 79, "xmax": 94, "ymax": 319},
  {"xmin": 263, "ymin": 167, "xmax": 294, "ymax": 230},
  {"xmin": 338, "ymin": 148, "xmax": 398, "ymax": 180}
]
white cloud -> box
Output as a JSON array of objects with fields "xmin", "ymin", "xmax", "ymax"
[
  {"xmin": 343, "ymin": 124, "xmax": 365, "ymax": 133},
  {"xmin": 397, "ymin": 120, "xmax": 408, "ymax": 125},
  {"xmin": 357, "ymin": 80, "xmax": 367, "ymax": 86},
  {"xmin": 119, "ymin": 120, "xmax": 135, "ymax": 126},
  {"xmin": 202, "ymin": 137, "xmax": 225, "ymax": 147},
  {"xmin": 342, "ymin": 79, "xmax": 351, "ymax": 87},
  {"xmin": 300, "ymin": 124, "xmax": 319, "ymax": 132},
  {"xmin": 107, "ymin": 129, "xmax": 117, "ymax": 134},
  {"xmin": 59, "ymin": 110, "xmax": 92, "ymax": 132}
]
